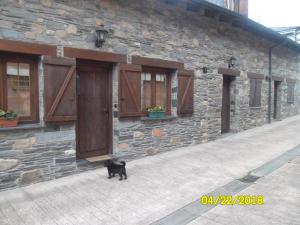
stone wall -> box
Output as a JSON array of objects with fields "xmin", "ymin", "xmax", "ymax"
[
  {"xmin": 0, "ymin": 124, "xmax": 108, "ymax": 191},
  {"xmin": 0, "ymin": 125, "xmax": 73, "ymax": 190},
  {"xmin": 0, "ymin": 0, "xmax": 299, "ymax": 190}
]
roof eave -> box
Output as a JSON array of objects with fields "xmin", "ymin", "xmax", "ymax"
[{"xmin": 189, "ymin": 0, "xmax": 300, "ymax": 52}]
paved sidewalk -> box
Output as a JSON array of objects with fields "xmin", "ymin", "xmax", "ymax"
[
  {"xmin": 1, "ymin": 115, "xmax": 300, "ymax": 225},
  {"xmin": 188, "ymin": 156, "xmax": 300, "ymax": 225}
]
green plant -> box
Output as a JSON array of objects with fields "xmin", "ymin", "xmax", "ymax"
[
  {"xmin": 0, "ymin": 109, "xmax": 18, "ymax": 120},
  {"xmin": 146, "ymin": 105, "xmax": 165, "ymax": 112},
  {"xmin": 0, "ymin": 110, "xmax": 5, "ymax": 118}
]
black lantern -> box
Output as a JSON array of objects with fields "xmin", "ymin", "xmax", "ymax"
[
  {"xmin": 95, "ymin": 25, "xmax": 108, "ymax": 48},
  {"xmin": 228, "ymin": 56, "xmax": 237, "ymax": 68},
  {"xmin": 200, "ymin": 66, "xmax": 208, "ymax": 73}
]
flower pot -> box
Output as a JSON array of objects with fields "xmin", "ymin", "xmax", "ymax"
[
  {"xmin": 0, "ymin": 117, "xmax": 19, "ymax": 128},
  {"xmin": 148, "ymin": 111, "xmax": 166, "ymax": 119}
]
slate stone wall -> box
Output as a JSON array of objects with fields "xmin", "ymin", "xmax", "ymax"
[
  {"xmin": 0, "ymin": 0, "xmax": 299, "ymax": 190},
  {"xmin": 0, "ymin": 125, "xmax": 73, "ymax": 190},
  {"xmin": 0, "ymin": 124, "xmax": 108, "ymax": 191}
]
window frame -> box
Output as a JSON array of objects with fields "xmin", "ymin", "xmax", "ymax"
[
  {"xmin": 0, "ymin": 53, "xmax": 39, "ymax": 123},
  {"xmin": 142, "ymin": 67, "xmax": 172, "ymax": 115}
]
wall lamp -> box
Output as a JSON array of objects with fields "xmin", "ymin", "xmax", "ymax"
[
  {"xmin": 200, "ymin": 66, "xmax": 208, "ymax": 73},
  {"xmin": 95, "ymin": 25, "xmax": 108, "ymax": 48},
  {"xmin": 228, "ymin": 56, "xmax": 237, "ymax": 69}
]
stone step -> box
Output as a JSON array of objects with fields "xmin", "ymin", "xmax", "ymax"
[{"xmin": 85, "ymin": 154, "xmax": 115, "ymax": 163}]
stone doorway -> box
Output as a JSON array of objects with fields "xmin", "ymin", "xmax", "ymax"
[{"xmin": 221, "ymin": 75, "xmax": 236, "ymax": 133}]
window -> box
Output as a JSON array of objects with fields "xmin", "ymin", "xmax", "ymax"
[
  {"xmin": 142, "ymin": 73, "xmax": 151, "ymax": 109},
  {"xmin": 0, "ymin": 54, "xmax": 38, "ymax": 123},
  {"xmin": 118, "ymin": 64, "xmax": 194, "ymax": 118},
  {"xmin": 249, "ymin": 78, "xmax": 262, "ymax": 107},
  {"xmin": 287, "ymin": 82, "xmax": 295, "ymax": 103},
  {"xmin": 225, "ymin": 0, "xmax": 240, "ymax": 12},
  {"xmin": 141, "ymin": 67, "xmax": 171, "ymax": 114}
]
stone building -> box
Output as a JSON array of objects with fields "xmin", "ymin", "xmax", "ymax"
[{"xmin": 0, "ymin": 0, "xmax": 299, "ymax": 190}]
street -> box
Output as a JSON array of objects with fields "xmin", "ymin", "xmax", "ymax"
[{"xmin": 1, "ymin": 115, "xmax": 300, "ymax": 225}]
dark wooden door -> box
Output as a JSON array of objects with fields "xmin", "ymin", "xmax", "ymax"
[
  {"xmin": 77, "ymin": 61, "xmax": 111, "ymax": 158},
  {"xmin": 221, "ymin": 76, "xmax": 231, "ymax": 133},
  {"xmin": 273, "ymin": 81, "xmax": 280, "ymax": 119}
]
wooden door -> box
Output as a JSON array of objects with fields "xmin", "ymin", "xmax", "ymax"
[
  {"xmin": 221, "ymin": 76, "xmax": 231, "ymax": 133},
  {"xmin": 273, "ymin": 81, "xmax": 280, "ymax": 119},
  {"xmin": 77, "ymin": 60, "xmax": 112, "ymax": 158}
]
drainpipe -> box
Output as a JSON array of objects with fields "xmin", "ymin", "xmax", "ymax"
[
  {"xmin": 268, "ymin": 39, "xmax": 288, "ymax": 123},
  {"xmin": 268, "ymin": 47, "xmax": 273, "ymax": 124}
]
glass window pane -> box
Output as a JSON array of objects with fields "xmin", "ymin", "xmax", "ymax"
[
  {"xmin": 156, "ymin": 74, "xmax": 166, "ymax": 82},
  {"xmin": 19, "ymin": 63, "xmax": 30, "ymax": 76},
  {"xmin": 142, "ymin": 81, "xmax": 151, "ymax": 110},
  {"xmin": 156, "ymin": 74, "xmax": 167, "ymax": 108},
  {"xmin": 7, "ymin": 63, "xmax": 31, "ymax": 117},
  {"xmin": 6, "ymin": 62, "xmax": 18, "ymax": 75},
  {"xmin": 142, "ymin": 73, "xmax": 151, "ymax": 81},
  {"xmin": 142, "ymin": 73, "xmax": 152, "ymax": 110}
]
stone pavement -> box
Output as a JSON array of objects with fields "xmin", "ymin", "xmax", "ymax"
[
  {"xmin": 187, "ymin": 155, "xmax": 300, "ymax": 225},
  {"xmin": 1, "ymin": 115, "xmax": 300, "ymax": 225},
  {"xmin": 151, "ymin": 144, "xmax": 300, "ymax": 225}
]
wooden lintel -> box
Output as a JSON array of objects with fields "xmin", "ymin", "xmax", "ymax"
[
  {"xmin": 218, "ymin": 67, "xmax": 240, "ymax": 76},
  {"xmin": 0, "ymin": 38, "xmax": 56, "ymax": 56},
  {"xmin": 64, "ymin": 47, "xmax": 127, "ymax": 63},
  {"xmin": 247, "ymin": 72, "xmax": 265, "ymax": 79},
  {"xmin": 132, "ymin": 55, "xmax": 184, "ymax": 70},
  {"xmin": 286, "ymin": 77, "xmax": 297, "ymax": 83},
  {"xmin": 272, "ymin": 75, "xmax": 284, "ymax": 82}
]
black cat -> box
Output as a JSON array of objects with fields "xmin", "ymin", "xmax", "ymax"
[{"xmin": 104, "ymin": 160, "xmax": 127, "ymax": 180}]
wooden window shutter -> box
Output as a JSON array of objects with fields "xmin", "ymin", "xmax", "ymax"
[
  {"xmin": 255, "ymin": 79, "xmax": 262, "ymax": 107},
  {"xmin": 119, "ymin": 64, "xmax": 142, "ymax": 117},
  {"xmin": 249, "ymin": 79, "xmax": 256, "ymax": 107},
  {"xmin": 249, "ymin": 79, "xmax": 262, "ymax": 107},
  {"xmin": 291, "ymin": 83, "xmax": 295, "ymax": 102},
  {"xmin": 178, "ymin": 70, "xmax": 194, "ymax": 115},
  {"xmin": 43, "ymin": 56, "xmax": 77, "ymax": 122},
  {"xmin": 287, "ymin": 82, "xmax": 295, "ymax": 103}
]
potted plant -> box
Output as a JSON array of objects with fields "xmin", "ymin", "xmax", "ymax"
[
  {"xmin": 0, "ymin": 109, "xmax": 19, "ymax": 128},
  {"xmin": 146, "ymin": 106, "xmax": 166, "ymax": 119}
]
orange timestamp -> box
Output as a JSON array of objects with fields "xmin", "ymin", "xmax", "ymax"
[{"xmin": 201, "ymin": 195, "xmax": 264, "ymax": 205}]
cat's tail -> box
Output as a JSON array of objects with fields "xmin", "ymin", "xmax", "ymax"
[{"xmin": 120, "ymin": 161, "xmax": 126, "ymax": 166}]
